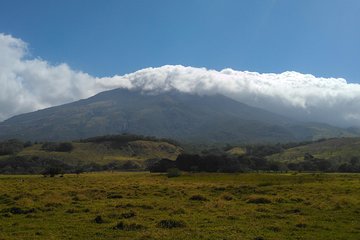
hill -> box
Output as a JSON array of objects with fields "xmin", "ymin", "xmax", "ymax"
[
  {"xmin": 266, "ymin": 137, "xmax": 360, "ymax": 164},
  {"xmin": 0, "ymin": 89, "xmax": 358, "ymax": 143},
  {"xmin": 0, "ymin": 135, "xmax": 182, "ymax": 174}
]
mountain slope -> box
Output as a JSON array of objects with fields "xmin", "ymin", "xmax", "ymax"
[
  {"xmin": 0, "ymin": 89, "xmax": 357, "ymax": 143},
  {"xmin": 266, "ymin": 137, "xmax": 360, "ymax": 163}
]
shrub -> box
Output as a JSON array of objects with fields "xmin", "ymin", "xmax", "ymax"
[
  {"xmin": 172, "ymin": 208, "xmax": 186, "ymax": 215},
  {"xmin": 41, "ymin": 142, "xmax": 59, "ymax": 151},
  {"xmin": 147, "ymin": 158, "xmax": 176, "ymax": 172},
  {"xmin": 41, "ymin": 142, "xmax": 73, "ymax": 152},
  {"xmin": 120, "ymin": 211, "xmax": 136, "ymax": 219},
  {"xmin": 2, "ymin": 207, "xmax": 35, "ymax": 215},
  {"xmin": 295, "ymin": 223, "xmax": 307, "ymax": 228},
  {"xmin": 0, "ymin": 139, "xmax": 24, "ymax": 155},
  {"xmin": 57, "ymin": 142, "xmax": 74, "ymax": 152},
  {"xmin": 23, "ymin": 141, "xmax": 32, "ymax": 148},
  {"xmin": 75, "ymin": 168, "xmax": 84, "ymax": 175},
  {"xmin": 221, "ymin": 194, "xmax": 234, "ymax": 201},
  {"xmin": 167, "ymin": 168, "xmax": 181, "ymax": 178},
  {"xmin": 157, "ymin": 219, "xmax": 186, "ymax": 229},
  {"xmin": 65, "ymin": 208, "xmax": 80, "ymax": 214},
  {"xmin": 122, "ymin": 161, "xmax": 141, "ymax": 170},
  {"xmin": 254, "ymin": 237, "xmax": 265, "ymax": 240},
  {"xmin": 107, "ymin": 192, "xmax": 123, "ymax": 199},
  {"xmin": 247, "ymin": 196, "xmax": 272, "ymax": 204},
  {"xmin": 94, "ymin": 215, "xmax": 104, "ymax": 224},
  {"xmin": 189, "ymin": 195, "xmax": 208, "ymax": 201},
  {"xmin": 113, "ymin": 221, "xmax": 145, "ymax": 231},
  {"xmin": 43, "ymin": 167, "xmax": 62, "ymax": 177}
]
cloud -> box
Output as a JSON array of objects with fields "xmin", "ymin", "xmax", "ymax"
[
  {"xmin": 1, "ymin": 33, "xmax": 360, "ymax": 127},
  {"xmin": 0, "ymin": 34, "xmax": 103, "ymax": 120},
  {"xmin": 99, "ymin": 65, "xmax": 360, "ymax": 126}
]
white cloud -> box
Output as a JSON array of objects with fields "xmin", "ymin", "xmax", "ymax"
[
  {"xmin": 1, "ymin": 33, "xmax": 360, "ymax": 127},
  {"xmin": 100, "ymin": 65, "xmax": 360, "ymax": 126},
  {"xmin": 0, "ymin": 34, "xmax": 103, "ymax": 120}
]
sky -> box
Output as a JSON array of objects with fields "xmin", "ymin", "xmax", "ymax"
[
  {"xmin": 0, "ymin": 0, "xmax": 360, "ymax": 126},
  {"xmin": 1, "ymin": 0, "xmax": 360, "ymax": 81}
]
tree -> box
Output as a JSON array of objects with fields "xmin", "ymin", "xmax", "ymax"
[
  {"xmin": 43, "ymin": 167, "xmax": 62, "ymax": 177},
  {"xmin": 0, "ymin": 139, "xmax": 24, "ymax": 155},
  {"xmin": 148, "ymin": 159, "xmax": 176, "ymax": 172},
  {"xmin": 57, "ymin": 142, "xmax": 74, "ymax": 152},
  {"xmin": 175, "ymin": 154, "xmax": 202, "ymax": 171},
  {"xmin": 41, "ymin": 142, "xmax": 73, "ymax": 152},
  {"xmin": 350, "ymin": 157, "xmax": 359, "ymax": 166},
  {"xmin": 75, "ymin": 168, "xmax": 84, "ymax": 176},
  {"xmin": 167, "ymin": 168, "xmax": 181, "ymax": 178},
  {"xmin": 122, "ymin": 160, "xmax": 141, "ymax": 170}
]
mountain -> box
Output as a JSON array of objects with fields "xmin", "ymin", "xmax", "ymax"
[{"xmin": 0, "ymin": 89, "xmax": 357, "ymax": 143}]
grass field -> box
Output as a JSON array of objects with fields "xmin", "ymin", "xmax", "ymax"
[
  {"xmin": 0, "ymin": 172, "xmax": 359, "ymax": 240},
  {"xmin": 16, "ymin": 140, "xmax": 182, "ymax": 165},
  {"xmin": 267, "ymin": 138, "xmax": 360, "ymax": 163}
]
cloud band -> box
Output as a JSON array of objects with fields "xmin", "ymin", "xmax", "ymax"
[{"xmin": 1, "ymin": 33, "xmax": 359, "ymax": 127}]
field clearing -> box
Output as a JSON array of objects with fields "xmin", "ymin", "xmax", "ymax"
[{"xmin": 0, "ymin": 172, "xmax": 359, "ymax": 240}]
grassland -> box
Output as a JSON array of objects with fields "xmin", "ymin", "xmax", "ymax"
[
  {"xmin": 17, "ymin": 140, "xmax": 182, "ymax": 165},
  {"xmin": 267, "ymin": 138, "xmax": 360, "ymax": 163},
  {"xmin": 0, "ymin": 172, "xmax": 359, "ymax": 240}
]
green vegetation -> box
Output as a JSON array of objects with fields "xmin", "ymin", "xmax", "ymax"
[
  {"xmin": 0, "ymin": 135, "xmax": 182, "ymax": 174},
  {"xmin": 0, "ymin": 172, "xmax": 359, "ymax": 239},
  {"xmin": 0, "ymin": 139, "xmax": 24, "ymax": 155},
  {"xmin": 1, "ymin": 89, "xmax": 358, "ymax": 143},
  {"xmin": 2, "ymin": 136, "xmax": 360, "ymax": 174},
  {"xmin": 267, "ymin": 137, "xmax": 360, "ymax": 163},
  {"xmin": 266, "ymin": 137, "xmax": 360, "ymax": 172},
  {"xmin": 41, "ymin": 142, "xmax": 74, "ymax": 152}
]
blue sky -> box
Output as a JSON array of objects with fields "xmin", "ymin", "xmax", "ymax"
[{"xmin": 1, "ymin": 0, "xmax": 359, "ymax": 82}]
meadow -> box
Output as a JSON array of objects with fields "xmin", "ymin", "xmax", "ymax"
[{"xmin": 0, "ymin": 172, "xmax": 359, "ymax": 240}]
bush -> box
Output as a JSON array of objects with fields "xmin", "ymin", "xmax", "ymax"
[
  {"xmin": 189, "ymin": 195, "xmax": 208, "ymax": 201},
  {"xmin": 167, "ymin": 168, "xmax": 181, "ymax": 178},
  {"xmin": 94, "ymin": 215, "xmax": 104, "ymax": 224},
  {"xmin": 157, "ymin": 219, "xmax": 186, "ymax": 229},
  {"xmin": 2, "ymin": 207, "xmax": 35, "ymax": 215},
  {"xmin": 0, "ymin": 139, "xmax": 24, "ymax": 155},
  {"xmin": 120, "ymin": 211, "xmax": 136, "ymax": 219},
  {"xmin": 75, "ymin": 168, "xmax": 84, "ymax": 175},
  {"xmin": 295, "ymin": 223, "xmax": 307, "ymax": 228},
  {"xmin": 113, "ymin": 221, "xmax": 145, "ymax": 231},
  {"xmin": 23, "ymin": 141, "xmax": 32, "ymax": 148},
  {"xmin": 221, "ymin": 194, "xmax": 234, "ymax": 201},
  {"xmin": 41, "ymin": 142, "xmax": 73, "ymax": 152},
  {"xmin": 0, "ymin": 156, "xmax": 71, "ymax": 175},
  {"xmin": 247, "ymin": 196, "xmax": 272, "ymax": 204},
  {"xmin": 57, "ymin": 142, "xmax": 74, "ymax": 152},
  {"xmin": 122, "ymin": 161, "xmax": 141, "ymax": 170},
  {"xmin": 41, "ymin": 142, "xmax": 59, "ymax": 151},
  {"xmin": 147, "ymin": 158, "xmax": 176, "ymax": 172},
  {"xmin": 107, "ymin": 192, "xmax": 123, "ymax": 199},
  {"xmin": 43, "ymin": 167, "xmax": 62, "ymax": 177}
]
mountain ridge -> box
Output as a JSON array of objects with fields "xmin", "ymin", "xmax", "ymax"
[{"xmin": 0, "ymin": 88, "xmax": 357, "ymax": 143}]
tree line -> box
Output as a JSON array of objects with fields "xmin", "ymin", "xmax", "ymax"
[
  {"xmin": 0, "ymin": 137, "xmax": 359, "ymax": 175},
  {"xmin": 148, "ymin": 152, "xmax": 360, "ymax": 173}
]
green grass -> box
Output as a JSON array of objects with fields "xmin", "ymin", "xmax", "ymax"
[
  {"xmin": 16, "ymin": 140, "xmax": 182, "ymax": 166},
  {"xmin": 267, "ymin": 137, "xmax": 360, "ymax": 163},
  {"xmin": 0, "ymin": 172, "xmax": 359, "ymax": 239}
]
